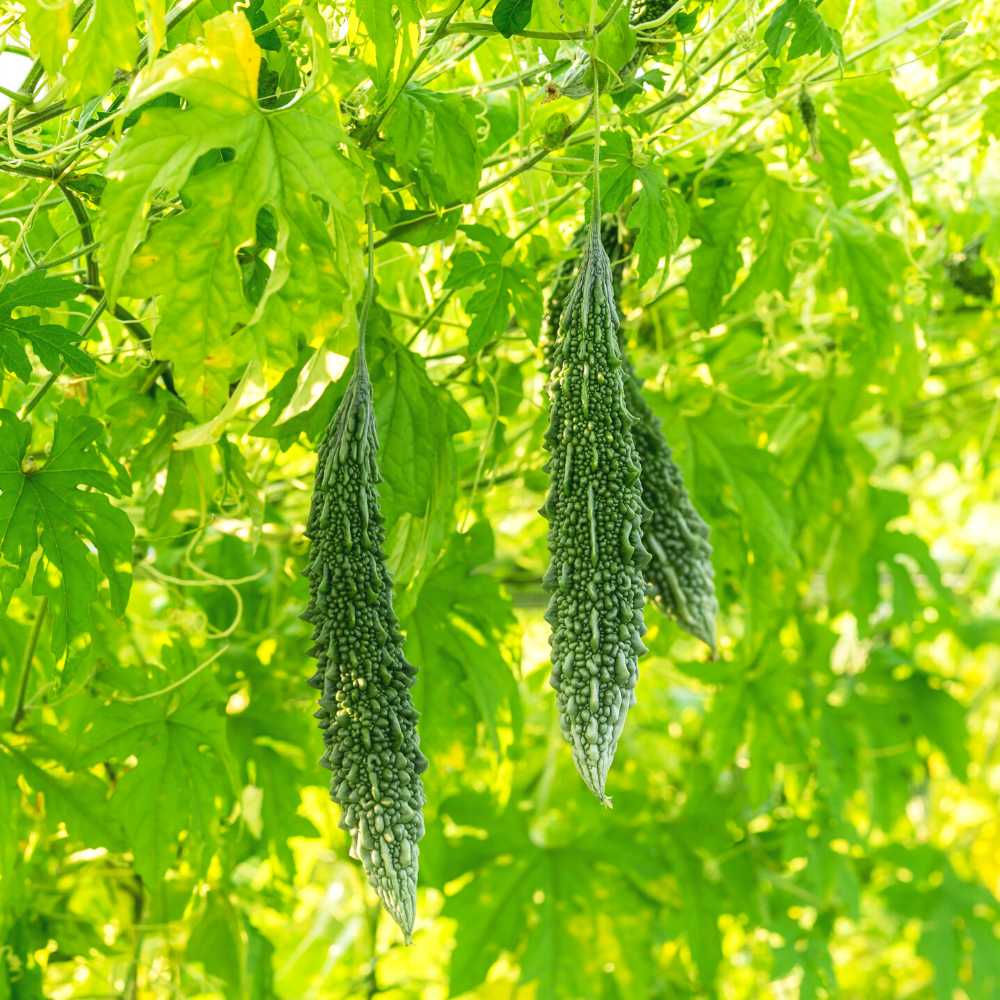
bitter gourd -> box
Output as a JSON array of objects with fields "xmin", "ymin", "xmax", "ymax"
[
  {"xmin": 798, "ymin": 87, "xmax": 821, "ymax": 161},
  {"xmin": 946, "ymin": 236, "xmax": 995, "ymax": 301},
  {"xmin": 304, "ymin": 353, "xmax": 426, "ymax": 940},
  {"xmin": 630, "ymin": 0, "xmax": 679, "ymax": 26},
  {"xmin": 627, "ymin": 381, "xmax": 717, "ymax": 652},
  {"xmin": 544, "ymin": 221, "xmax": 718, "ymax": 653},
  {"xmin": 542, "ymin": 223, "xmax": 650, "ymax": 804}
]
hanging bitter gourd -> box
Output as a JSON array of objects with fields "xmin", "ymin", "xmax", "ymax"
[
  {"xmin": 544, "ymin": 221, "xmax": 718, "ymax": 653},
  {"xmin": 626, "ymin": 380, "xmax": 717, "ymax": 653},
  {"xmin": 304, "ymin": 353, "xmax": 426, "ymax": 940},
  {"xmin": 629, "ymin": 0, "xmax": 679, "ymax": 26},
  {"xmin": 542, "ymin": 223, "xmax": 650, "ymax": 804},
  {"xmin": 798, "ymin": 86, "xmax": 821, "ymax": 161}
]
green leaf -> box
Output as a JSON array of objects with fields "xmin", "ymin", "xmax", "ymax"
[
  {"xmin": 687, "ymin": 154, "xmax": 766, "ymax": 327},
  {"xmin": 663, "ymin": 840, "xmax": 723, "ymax": 986},
  {"xmin": 595, "ymin": 1, "xmax": 636, "ymax": 71},
  {"xmin": 72, "ymin": 647, "xmax": 235, "ymax": 885},
  {"xmin": 404, "ymin": 523, "xmax": 520, "ymax": 754},
  {"xmin": 835, "ymin": 77, "xmax": 912, "ymax": 197},
  {"xmin": 0, "ymin": 272, "xmax": 91, "ymax": 381},
  {"xmin": 984, "ymin": 89, "xmax": 1000, "ymax": 138},
  {"xmin": 376, "ymin": 205, "xmax": 462, "ymax": 246},
  {"xmin": 0, "ymin": 272, "xmax": 80, "ymax": 312},
  {"xmin": 22, "ymin": 0, "xmax": 73, "ymax": 76},
  {"xmin": 356, "ymin": 0, "xmax": 400, "ymax": 91},
  {"xmin": 727, "ymin": 178, "xmax": 808, "ymax": 308},
  {"xmin": 445, "ymin": 230, "xmax": 541, "ymax": 353},
  {"xmin": 0, "ymin": 318, "xmax": 95, "ymax": 382},
  {"xmin": 447, "ymin": 856, "xmax": 534, "ymax": 994},
  {"xmin": 918, "ymin": 906, "xmax": 960, "ymax": 999},
  {"xmin": 765, "ymin": 0, "xmax": 843, "ymax": 64},
  {"xmin": 0, "ymin": 409, "xmax": 134, "ymax": 656},
  {"xmin": 626, "ymin": 165, "xmax": 689, "ymax": 286},
  {"xmin": 187, "ymin": 892, "xmax": 242, "ymax": 991},
  {"xmin": 812, "ymin": 112, "xmax": 855, "ymax": 205},
  {"xmin": 493, "ymin": 0, "xmax": 533, "ymax": 37},
  {"xmin": 98, "ymin": 12, "xmax": 371, "ymax": 417},
  {"xmin": 228, "ymin": 704, "xmax": 315, "ymax": 869},
  {"xmin": 2, "ymin": 746, "xmax": 126, "ymax": 849},
  {"xmin": 369, "ymin": 333, "xmax": 468, "ymax": 522},
  {"xmin": 905, "ymin": 672, "xmax": 969, "ymax": 778},
  {"xmin": 385, "ymin": 89, "xmax": 485, "ymax": 206},
  {"xmin": 828, "ymin": 210, "xmax": 908, "ymax": 343},
  {"xmin": 26, "ymin": 0, "xmax": 138, "ymax": 105},
  {"xmin": 762, "ymin": 65, "xmax": 783, "ymax": 98},
  {"xmin": 66, "ymin": 0, "xmax": 138, "ymax": 103}
]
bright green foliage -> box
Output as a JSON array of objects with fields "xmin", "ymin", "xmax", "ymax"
[
  {"xmin": 384, "ymin": 89, "xmax": 485, "ymax": 206},
  {"xmin": 23, "ymin": 0, "xmax": 142, "ymax": 103},
  {"xmin": 493, "ymin": 0, "xmax": 534, "ymax": 38},
  {"xmin": 0, "ymin": 272, "xmax": 92, "ymax": 381},
  {"xmin": 687, "ymin": 153, "xmax": 767, "ymax": 328},
  {"xmin": 627, "ymin": 165, "xmax": 689, "ymax": 286},
  {"xmin": 304, "ymin": 353, "xmax": 426, "ymax": 938},
  {"xmin": 0, "ymin": 409, "xmax": 133, "ymax": 655},
  {"xmin": 542, "ymin": 224, "xmax": 649, "ymax": 803},
  {"xmin": 765, "ymin": 0, "xmax": 844, "ymax": 64},
  {"xmin": 98, "ymin": 11, "xmax": 370, "ymax": 416},
  {"xmin": 3, "ymin": 2, "xmax": 1000, "ymax": 997},
  {"xmin": 71, "ymin": 647, "xmax": 236, "ymax": 888},
  {"xmin": 446, "ymin": 225, "xmax": 541, "ymax": 353}
]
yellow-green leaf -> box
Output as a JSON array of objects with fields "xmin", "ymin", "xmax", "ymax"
[{"xmin": 98, "ymin": 11, "xmax": 372, "ymax": 417}]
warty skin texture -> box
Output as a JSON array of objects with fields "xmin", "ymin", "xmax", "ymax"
[
  {"xmin": 304, "ymin": 358, "xmax": 426, "ymax": 940},
  {"xmin": 543, "ymin": 223, "xmax": 650, "ymax": 804},
  {"xmin": 627, "ymin": 386, "xmax": 717, "ymax": 653},
  {"xmin": 544, "ymin": 221, "xmax": 718, "ymax": 653}
]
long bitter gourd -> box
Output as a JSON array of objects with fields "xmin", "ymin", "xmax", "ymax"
[
  {"xmin": 304, "ymin": 353, "xmax": 426, "ymax": 939},
  {"xmin": 544, "ymin": 221, "xmax": 718, "ymax": 653},
  {"xmin": 542, "ymin": 223, "xmax": 650, "ymax": 804}
]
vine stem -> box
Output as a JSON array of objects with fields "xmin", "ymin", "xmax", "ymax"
[
  {"xmin": 364, "ymin": 897, "xmax": 380, "ymax": 998},
  {"xmin": 358, "ymin": 205, "xmax": 376, "ymax": 367},
  {"xmin": 19, "ymin": 370, "xmax": 60, "ymax": 419},
  {"xmin": 122, "ymin": 875, "xmax": 145, "ymax": 1000},
  {"xmin": 10, "ymin": 598, "xmax": 47, "ymax": 731},
  {"xmin": 589, "ymin": 0, "xmax": 602, "ymax": 231},
  {"xmin": 18, "ymin": 299, "xmax": 107, "ymax": 419},
  {"xmin": 365, "ymin": 0, "xmax": 463, "ymax": 145}
]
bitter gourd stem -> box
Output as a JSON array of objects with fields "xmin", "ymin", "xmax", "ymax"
[
  {"xmin": 358, "ymin": 206, "xmax": 376, "ymax": 368},
  {"xmin": 589, "ymin": 0, "xmax": 602, "ymax": 235}
]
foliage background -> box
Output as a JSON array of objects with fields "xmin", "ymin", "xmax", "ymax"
[{"xmin": 0, "ymin": 0, "xmax": 998, "ymax": 997}]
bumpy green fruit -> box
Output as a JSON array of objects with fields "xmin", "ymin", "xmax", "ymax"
[
  {"xmin": 304, "ymin": 356, "xmax": 426, "ymax": 940},
  {"xmin": 798, "ymin": 87, "xmax": 821, "ymax": 160},
  {"xmin": 630, "ymin": 0, "xmax": 679, "ymax": 25},
  {"xmin": 797, "ymin": 87, "xmax": 817, "ymax": 133},
  {"xmin": 625, "ymin": 379, "xmax": 717, "ymax": 652},
  {"xmin": 542, "ymin": 223, "xmax": 650, "ymax": 804},
  {"xmin": 544, "ymin": 221, "xmax": 718, "ymax": 653}
]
